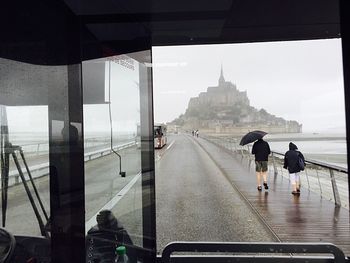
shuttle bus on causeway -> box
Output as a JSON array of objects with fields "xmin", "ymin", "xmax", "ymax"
[{"xmin": 154, "ymin": 124, "xmax": 167, "ymax": 149}]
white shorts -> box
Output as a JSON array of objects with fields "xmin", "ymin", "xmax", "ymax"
[{"xmin": 290, "ymin": 172, "xmax": 300, "ymax": 184}]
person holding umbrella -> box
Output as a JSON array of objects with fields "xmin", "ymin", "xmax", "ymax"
[{"xmin": 240, "ymin": 130, "xmax": 271, "ymax": 191}]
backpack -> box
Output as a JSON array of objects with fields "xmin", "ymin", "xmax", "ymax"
[{"xmin": 298, "ymin": 153, "xmax": 305, "ymax": 171}]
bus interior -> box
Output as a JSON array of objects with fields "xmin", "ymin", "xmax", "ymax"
[{"xmin": 0, "ymin": 0, "xmax": 350, "ymax": 262}]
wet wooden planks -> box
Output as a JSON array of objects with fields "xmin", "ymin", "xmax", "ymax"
[
  {"xmin": 231, "ymin": 161, "xmax": 350, "ymax": 255},
  {"xmin": 199, "ymin": 137, "xmax": 350, "ymax": 256}
]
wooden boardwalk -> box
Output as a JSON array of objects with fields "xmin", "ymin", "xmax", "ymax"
[{"xmin": 197, "ymin": 136, "xmax": 350, "ymax": 256}]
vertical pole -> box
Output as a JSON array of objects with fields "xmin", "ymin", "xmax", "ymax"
[
  {"xmin": 20, "ymin": 149, "xmax": 49, "ymax": 221},
  {"xmin": 316, "ymin": 169, "xmax": 323, "ymax": 195},
  {"xmin": 0, "ymin": 105, "xmax": 9, "ymax": 227},
  {"xmin": 11, "ymin": 149, "xmax": 48, "ymax": 237},
  {"xmin": 240, "ymin": 148, "xmax": 244, "ymax": 162},
  {"xmin": 44, "ymin": 1, "xmax": 86, "ymax": 261},
  {"xmin": 37, "ymin": 143, "xmax": 40, "ymax": 156},
  {"xmin": 340, "ymin": 0, "xmax": 350, "ymax": 211},
  {"xmin": 49, "ymin": 62, "xmax": 85, "ymax": 262},
  {"xmin": 304, "ymin": 167, "xmax": 310, "ymax": 190},
  {"xmin": 271, "ymin": 152, "xmax": 278, "ymax": 176},
  {"xmin": 140, "ymin": 57, "xmax": 156, "ymax": 262},
  {"xmin": 329, "ymin": 169, "xmax": 341, "ymax": 207}
]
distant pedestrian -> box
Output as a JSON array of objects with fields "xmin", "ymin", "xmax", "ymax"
[
  {"xmin": 252, "ymin": 138, "xmax": 271, "ymax": 191},
  {"xmin": 196, "ymin": 130, "xmax": 199, "ymax": 137},
  {"xmin": 283, "ymin": 142, "xmax": 305, "ymax": 195}
]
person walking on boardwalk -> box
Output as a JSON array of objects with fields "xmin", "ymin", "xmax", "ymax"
[
  {"xmin": 283, "ymin": 142, "xmax": 305, "ymax": 195},
  {"xmin": 252, "ymin": 138, "xmax": 271, "ymax": 191}
]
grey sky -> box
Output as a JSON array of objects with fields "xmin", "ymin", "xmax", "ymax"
[
  {"xmin": 6, "ymin": 58, "xmax": 141, "ymax": 136},
  {"xmin": 84, "ymin": 59, "xmax": 140, "ymax": 135},
  {"xmin": 152, "ymin": 39, "xmax": 345, "ymax": 133},
  {"xmin": 4, "ymin": 39, "xmax": 345, "ymax": 136}
]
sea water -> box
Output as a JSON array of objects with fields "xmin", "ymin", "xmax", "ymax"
[
  {"xmin": 264, "ymin": 133, "xmax": 347, "ymax": 169},
  {"xmin": 4, "ymin": 131, "xmax": 349, "ymax": 169}
]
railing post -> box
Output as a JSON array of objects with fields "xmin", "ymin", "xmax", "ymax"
[
  {"xmin": 280, "ymin": 166, "xmax": 284, "ymax": 178},
  {"xmin": 329, "ymin": 169, "xmax": 341, "ymax": 207},
  {"xmin": 316, "ymin": 169, "xmax": 323, "ymax": 194},
  {"xmin": 304, "ymin": 167, "xmax": 310, "ymax": 189},
  {"xmin": 248, "ymin": 158, "xmax": 252, "ymax": 170},
  {"xmin": 240, "ymin": 148, "xmax": 244, "ymax": 162},
  {"xmin": 36, "ymin": 143, "xmax": 40, "ymax": 155},
  {"xmin": 15, "ymin": 175, "xmax": 19, "ymax": 184},
  {"xmin": 271, "ymin": 152, "xmax": 278, "ymax": 176},
  {"xmin": 246, "ymin": 145, "xmax": 251, "ymax": 161}
]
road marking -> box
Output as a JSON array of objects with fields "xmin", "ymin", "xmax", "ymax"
[
  {"xmin": 85, "ymin": 172, "xmax": 141, "ymax": 233},
  {"xmin": 155, "ymin": 140, "xmax": 175, "ymax": 163},
  {"xmin": 167, "ymin": 141, "xmax": 175, "ymax": 150}
]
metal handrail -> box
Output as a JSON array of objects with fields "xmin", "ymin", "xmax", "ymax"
[
  {"xmin": 269, "ymin": 150, "xmax": 345, "ymax": 207},
  {"xmin": 161, "ymin": 241, "xmax": 347, "ymax": 263},
  {"xmin": 202, "ymin": 134, "xmax": 348, "ymax": 208},
  {"xmin": 271, "ymin": 150, "xmax": 348, "ymax": 174}
]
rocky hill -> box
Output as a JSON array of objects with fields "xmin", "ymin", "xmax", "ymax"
[{"xmin": 170, "ymin": 67, "xmax": 302, "ymax": 135}]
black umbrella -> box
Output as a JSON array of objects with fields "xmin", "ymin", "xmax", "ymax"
[{"xmin": 239, "ymin": 130, "xmax": 267, "ymax": 146}]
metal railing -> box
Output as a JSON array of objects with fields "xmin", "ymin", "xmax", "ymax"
[
  {"xmin": 14, "ymin": 136, "xmax": 134, "ymax": 157},
  {"xmin": 1, "ymin": 139, "xmax": 137, "ymax": 188},
  {"xmin": 160, "ymin": 241, "xmax": 347, "ymax": 263},
  {"xmin": 203, "ymin": 135, "xmax": 349, "ymax": 209},
  {"xmin": 269, "ymin": 150, "xmax": 347, "ymax": 208}
]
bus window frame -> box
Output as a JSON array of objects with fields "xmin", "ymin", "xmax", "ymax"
[{"xmin": 1, "ymin": 0, "xmax": 350, "ymax": 262}]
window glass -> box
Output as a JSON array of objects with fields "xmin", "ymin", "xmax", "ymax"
[
  {"xmin": 0, "ymin": 58, "xmax": 54, "ymax": 237},
  {"xmin": 0, "ymin": 58, "xmax": 58, "ymax": 261},
  {"xmin": 83, "ymin": 51, "xmax": 153, "ymax": 262},
  {"xmin": 153, "ymin": 39, "xmax": 349, "ymax": 255}
]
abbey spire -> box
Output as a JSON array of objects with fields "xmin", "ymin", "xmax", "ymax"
[
  {"xmin": 171, "ymin": 64, "xmax": 302, "ymax": 134},
  {"xmin": 218, "ymin": 64, "xmax": 225, "ymax": 86}
]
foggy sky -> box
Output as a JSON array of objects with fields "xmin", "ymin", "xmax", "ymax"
[
  {"xmin": 3, "ymin": 39, "xmax": 346, "ymax": 135},
  {"xmin": 6, "ymin": 59, "xmax": 141, "ymax": 136},
  {"xmin": 152, "ymin": 39, "xmax": 345, "ymax": 133}
]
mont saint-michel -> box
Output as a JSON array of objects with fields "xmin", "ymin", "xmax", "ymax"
[{"xmin": 170, "ymin": 67, "xmax": 302, "ymax": 135}]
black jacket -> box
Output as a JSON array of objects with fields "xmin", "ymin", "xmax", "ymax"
[
  {"xmin": 252, "ymin": 139, "xmax": 271, "ymax": 161},
  {"xmin": 283, "ymin": 142, "xmax": 305, "ymax": 173},
  {"xmin": 86, "ymin": 210, "xmax": 137, "ymax": 263}
]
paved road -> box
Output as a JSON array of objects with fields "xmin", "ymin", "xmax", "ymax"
[
  {"xmin": 156, "ymin": 134, "xmax": 275, "ymax": 252},
  {"xmin": 3, "ymin": 133, "xmax": 275, "ymax": 254},
  {"xmin": 3, "ymin": 146, "xmax": 141, "ymax": 237}
]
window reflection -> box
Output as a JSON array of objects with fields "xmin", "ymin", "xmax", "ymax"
[
  {"xmin": 153, "ymin": 40, "xmax": 348, "ymax": 254},
  {"xmin": 83, "ymin": 52, "xmax": 149, "ymax": 262},
  {"xmin": 0, "ymin": 58, "xmax": 50, "ymax": 237}
]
